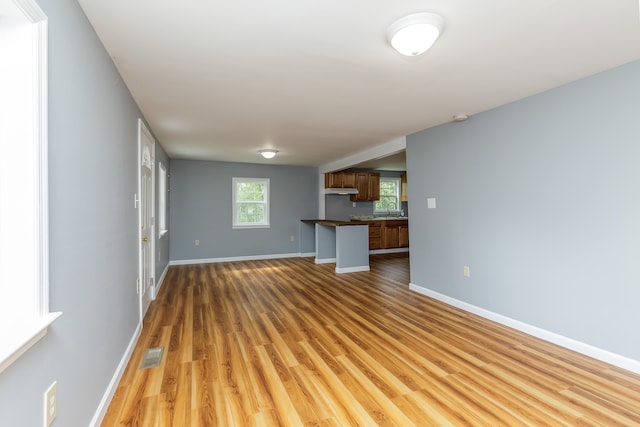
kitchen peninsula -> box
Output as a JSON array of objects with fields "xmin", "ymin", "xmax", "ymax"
[{"xmin": 301, "ymin": 220, "xmax": 369, "ymax": 273}]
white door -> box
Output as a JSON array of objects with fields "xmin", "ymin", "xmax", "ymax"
[{"xmin": 138, "ymin": 119, "xmax": 155, "ymax": 320}]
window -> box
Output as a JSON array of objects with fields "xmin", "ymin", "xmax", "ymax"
[
  {"xmin": 375, "ymin": 177, "xmax": 401, "ymax": 212},
  {"xmin": 158, "ymin": 162, "xmax": 168, "ymax": 237},
  {"xmin": 0, "ymin": 0, "xmax": 60, "ymax": 374},
  {"xmin": 233, "ymin": 178, "xmax": 270, "ymax": 228}
]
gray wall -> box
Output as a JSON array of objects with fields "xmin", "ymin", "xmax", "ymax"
[
  {"xmin": 325, "ymin": 170, "xmax": 408, "ymax": 220},
  {"xmin": 407, "ymin": 60, "xmax": 640, "ymax": 361},
  {"xmin": 0, "ymin": 1, "xmax": 170, "ymax": 426},
  {"xmin": 170, "ymin": 160, "xmax": 318, "ymax": 260}
]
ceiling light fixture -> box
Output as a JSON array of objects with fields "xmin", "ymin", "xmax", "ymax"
[
  {"xmin": 453, "ymin": 113, "xmax": 469, "ymax": 122},
  {"xmin": 387, "ymin": 12, "xmax": 444, "ymax": 56},
  {"xmin": 259, "ymin": 149, "xmax": 278, "ymax": 159}
]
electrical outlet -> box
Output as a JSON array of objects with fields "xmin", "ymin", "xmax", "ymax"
[
  {"xmin": 463, "ymin": 266, "xmax": 470, "ymax": 278},
  {"xmin": 290, "ymin": 235, "xmax": 295, "ymax": 242},
  {"xmin": 44, "ymin": 381, "xmax": 57, "ymax": 427},
  {"xmin": 194, "ymin": 239, "xmax": 199, "ymax": 246}
]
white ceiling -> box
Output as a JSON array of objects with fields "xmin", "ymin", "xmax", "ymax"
[{"xmin": 77, "ymin": 0, "xmax": 640, "ymax": 168}]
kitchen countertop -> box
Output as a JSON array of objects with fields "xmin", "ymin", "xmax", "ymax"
[
  {"xmin": 350, "ymin": 217, "xmax": 408, "ymax": 222},
  {"xmin": 301, "ymin": 219, "xmax": 367, "ymax": 227}
]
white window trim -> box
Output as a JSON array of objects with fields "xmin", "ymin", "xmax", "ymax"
[
  {"xmin": 158, "ymin": 162, "xmax": 168, "ymax": 238},
  {"xmin": 0, "ymin": 0, "xmax": 61, "ymax": 375},
  {"xmin": 232, "ymin": 177, "xmax": 270, "ymax": 229},
  {"xmin": 375, "ymin": 177, "xmax": 402, "ymax": 213}
]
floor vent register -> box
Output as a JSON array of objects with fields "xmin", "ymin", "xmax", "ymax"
[{"xmin": 140, "ymin": 347, "xmax": 164, "ymax": 369}]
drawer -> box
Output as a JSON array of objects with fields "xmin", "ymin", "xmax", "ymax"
[{"xmin": 369, "ymin": 237, "xmax": 381, "ymax": 250}]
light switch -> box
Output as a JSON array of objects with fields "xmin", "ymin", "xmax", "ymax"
[{"xmin": 427, "ymin": 197, "xmax": 436, "ymax": 209}]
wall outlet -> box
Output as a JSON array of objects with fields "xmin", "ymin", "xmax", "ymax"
[
  {"xmin": 194, "ymin": 239, "xmax": 199, "ymax": 246},
  {"xmin": 463, "ymin": 266, "xmax": 470, "ymax": 278},
  {"xmin": 352, "ymin": 202, "xmax": 356, "ymax": 207},
  {"xmin": 290, "ymin": 235, "xmax": 295, "ymax": 242},
  {"xmin": 44, "ymin": 381, "xmax": 57, "ymax": 427}
]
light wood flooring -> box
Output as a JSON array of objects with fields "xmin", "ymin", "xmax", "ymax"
[{"xmin": 103, "ymin": 253, "xmax": 640, "ymax": 426}]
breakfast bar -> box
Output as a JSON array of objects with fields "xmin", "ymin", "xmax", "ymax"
[{"xmin": 301, "ymin": 220, "xmax": 370, "ymax": 273}]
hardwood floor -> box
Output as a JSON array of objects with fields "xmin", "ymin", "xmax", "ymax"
[{"xmin": 103, "ymin": 254, "xmax": 640, "ymax": 426}]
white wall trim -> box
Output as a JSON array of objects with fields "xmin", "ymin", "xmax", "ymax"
[
  {"xmin": 89, "ymin": 322, "xmax": 142, "ymax": 427},
  {"xmin": 170, "ymin": 252, "xmax": 309, "ymax": 266},
  {"xmin": 369, "ymin": 248, "xmax": 409, "ymax": 255},
  {"xmin": 300, "ymin": 252, "xmax": 316, "ymax": 258},
  {"xmin": 409, "ymin": 283, "xmax": 640, "ymax": 375},
  {"xmin": 336, "ymin": 266, "xmax": 370, "ymax": 274},
  {"xmin": 0, "ymin": 0, "xmax": 62, "ymax": 375},
  {"xmin": 314, "ymin": 258, "xmax": 336, "ymax": 264},
  {"xmin": 153, "ymin": 263, "xmax": 170, "ymax": 298}
]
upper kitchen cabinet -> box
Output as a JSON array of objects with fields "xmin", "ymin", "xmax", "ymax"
[
  {"xmin": 325, "ymin": 171, "xmax": 356, "ymax": 188},
  {"xmin": 350, "ymin": 172, "xmax": 380, "ymax": 202},
  {"xmin": 401, "ymin": 173, "xmax": 408, "ymax": 202}
]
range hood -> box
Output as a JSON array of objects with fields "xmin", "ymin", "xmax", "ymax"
[{"xmin": 324, "ymin": 187, "xmax": 359, "ymax": 195}]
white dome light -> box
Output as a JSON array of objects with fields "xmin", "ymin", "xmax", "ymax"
[
  {"xmin": 259, "ymin": 149, "xmax": 278, "ymax": 159},
  {"xmin": 387, "ymin": 13, "xmax": 444, "ymax": 56}
]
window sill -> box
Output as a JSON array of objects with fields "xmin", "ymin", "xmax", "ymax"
[
  {"xmin": 232, "ymin": 225, "xmax": 270, "ymax": 229},
  {"xmin": 0, "ymin": 312, "xmax": 62, "ymax": 374}
]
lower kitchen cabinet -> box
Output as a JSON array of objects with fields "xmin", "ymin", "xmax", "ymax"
[
  {"xmin": 399, "ymin": 225, "xmax": 409, "ymax": 247},
  {"xmin": 383, "ymin": 225, "xmax": 400, "ymax": 248},
  {"xmin": 363, "ymin": 219, "xmax": 408, "ymax": 250},
  {"xmin": 368, "ymin": 222, "xmax": 382, "ymax": 250}
]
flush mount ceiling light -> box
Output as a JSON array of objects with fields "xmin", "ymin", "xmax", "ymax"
[
  {"xmin": 387, "ymin": 12, "xmax": 444, "ymax": 56},
  {"xmin": 259, "ymin": 149, "xmax": 278, "ymax": 159}
]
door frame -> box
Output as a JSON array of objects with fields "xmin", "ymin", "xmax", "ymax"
[{"xmin": 137, "ymin": 119, "xmax": 156, "ymax": 322}]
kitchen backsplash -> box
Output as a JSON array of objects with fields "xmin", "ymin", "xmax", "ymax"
[{"xmin": 325, "ymin": 197, "xmax": 409, "ymax": 221}]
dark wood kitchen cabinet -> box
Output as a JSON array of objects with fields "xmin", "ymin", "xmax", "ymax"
[
  {"xmin": 401, "ymin": 173, "xmax": 408, "ymax": 202},
  {"xmin": 381, "ymin": 219, "xmax": 409, "ymax": 249},
  {"xmin": 368, "ymin": 222, "xmax": 382, "ymax": 250},
  {"xmin": 325, "ymin": 171, "xmax": 356, "ymax": 188},
  {"xmin": 350, "ymin": 172, "xmax": 380, "ymax": 202}
]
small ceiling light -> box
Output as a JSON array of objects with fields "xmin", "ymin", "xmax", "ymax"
[
  {"xmin": 259, "ymin": 149, "xmax": 278, "ymax": 159},
  {"xmin": 387, "ymin": 12, "xmax": 444, "ymax": 56},
  {"xmin": 453, "ymin": 114, "xmax": 469, "ymax": 122}
]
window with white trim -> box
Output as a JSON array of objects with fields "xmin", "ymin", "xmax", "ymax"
[
  {"xmin": 158, "ymin": 162, "xmax": 168, "ymax": 237},
  {"xmin": 232, "ymin": 178, "xmax": 270, "ymax": 228},
  {"xmin": 374, "ymin": 177, "xmax": 401, "ymax": 213},
  {"xmin": 0, "ymin": 0, "xmax": 60, "ymax": 374}
]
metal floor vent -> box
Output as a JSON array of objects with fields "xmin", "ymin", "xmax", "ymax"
[{"xmin": 140, "ymin": 347, "xmax": 164, "ymax": 370}]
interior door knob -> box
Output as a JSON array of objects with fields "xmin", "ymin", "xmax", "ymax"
[{"xmin": 141, "ymin": 237, "xmax": 148, "ymax": 242}]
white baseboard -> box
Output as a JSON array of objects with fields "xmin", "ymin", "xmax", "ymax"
[
  {"xmin": 336, "ymin": 265, "xmax": 370, "ymax": 274},
  {"xmin": 300, "ymin": 252, "xmax": 315, "ymax": 258},
  {"xmin": 153, "ymin": 263, "xmax": 170, "ymax": 298},
  {"xmin": 89, "ymin": 322, "xmax": 142, "ymax": 427},
  {"xmin": 315, "ymin": 257, "xmax": 336, "ymax": 264},
  {"xmin": 369, "ymin": 248, "xmax": 409, "ymax": 255},
  {"xmin": 409, "ymin": 283, "xmax": 640, "ymax": 375},
  {"xmin": 170, "ymin": 252, "xmax": 307, "ymax": 266}
]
